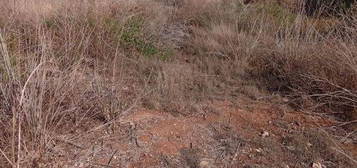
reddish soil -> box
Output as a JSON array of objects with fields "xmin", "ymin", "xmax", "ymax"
[{"xmin": 46, "ymin": 100, "xmax": 356, "ymax": 167}]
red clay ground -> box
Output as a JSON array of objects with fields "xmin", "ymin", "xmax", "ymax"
[{"xmin": 33, "ymin": 99, "xmax": 356, "ymax": 167}]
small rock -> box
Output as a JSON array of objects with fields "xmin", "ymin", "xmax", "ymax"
[
  {"xmin": 76, "ymin": 162, "xmax": 84, "ymax": 168},
  {"xmin": 255, "ymin": 148, "xmax": 263, "ymax": 153},
  {"xmin": 200, "ymin": 161, "xmax": 210, "ymax": 168},
  {"xmin": 282, "ymin": 97, "xmax": 289, "ymax": 102},
  {"xmin": 122, "ymin": 86, "xmax": 129, "ymax": 91},
  {"xmin": 261, "ymin": 131, "xmax": 269, "ymax": 137},
  {"xmin": 199, "ymin": 158, "xmax": 214, "ymax": 168},
  {"xmin": 312, "ymin": 162, "xmax": 325, "ymax": 168},
  {"xmin": 286, "ymin": 146, "xmax": 295, "ymax": 151}
]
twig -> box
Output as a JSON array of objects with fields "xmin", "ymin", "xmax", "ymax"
[
  {"xmin": 319, "ymin": 128, "xmax": 357, "ymax": 165},
  {"xmin": 54, "ymin": 138, "xmax": 84, "ymax": 149},
  {"xmin": 107, "ymin": 150, "xmax": 118, "ymax": 166},
  {"xmin": 336, "ymin": 120, "xmax": 357, "ymax": 127},
  {"xmin": 19, "ymin": 61, "xmax": 53, "ymax": 106},
  {"xmin": 17, "ymin": 120, "xmax": 20, "ymax": 168},
  {"xmin": 341, "ymin": 130, "xmax": 357, "ymax": 143},
  {"xmin": 88, "ymin": 161, "xmax": 116, "ymax": 168},
  {"xmin": 331, "ymin": 147, "xmax": 357, "ymax": 165},
  {"xmin": 0, "ymin": 148, "xmax": 14, "ymax": 167}
]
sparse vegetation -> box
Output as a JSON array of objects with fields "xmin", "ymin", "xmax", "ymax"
[{"xmin": 0, "ymin": 0, "xmax": 356, "ymax": 167}]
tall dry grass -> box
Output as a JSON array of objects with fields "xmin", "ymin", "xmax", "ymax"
[
  {"xmin": 0, "ymin": 0, "xmax": 159, "ymax": 166},
  {"xmin": 0, "ymin": 0, "xmax": 356, "ymax": 167}
]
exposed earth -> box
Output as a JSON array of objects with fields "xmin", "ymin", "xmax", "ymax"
[{"xmin": 32, "ymin": 99, "xmax": 357, "ymax": 167}]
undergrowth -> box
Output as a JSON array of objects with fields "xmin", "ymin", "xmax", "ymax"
[{"xmin": 0, "ymin": 0, "xmax": 356, "ymax": 167}]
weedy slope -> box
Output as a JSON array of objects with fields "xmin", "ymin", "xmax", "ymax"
[{"xmin": 0, "ymin": 0, "xmax": 356, "ymax": 167}]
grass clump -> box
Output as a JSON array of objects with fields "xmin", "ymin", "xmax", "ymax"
[{"xmin": 248, "ymin": 18, "xmax": 357, "ymax": 120}]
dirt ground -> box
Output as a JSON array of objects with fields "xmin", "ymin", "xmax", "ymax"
[{"xmin": 30, "ymin": 98, "xmax": 356, "ymax": 168}]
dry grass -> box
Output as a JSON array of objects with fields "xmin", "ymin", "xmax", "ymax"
[
  {"xmin": 0, "ymin": 0, "xmax": 356, "ymax": 167},
  {"xmin": 249, "ymin": 13, "xmax": 357, "ymax": 119}
]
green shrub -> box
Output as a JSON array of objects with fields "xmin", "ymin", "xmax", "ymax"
[
  {"xmin": 256, "ymin": 2, "xmax": 297, "ymax": 26},
  {"xmin": 120, "ymin": 17, "xmax": 171, "ymax": 59}
]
